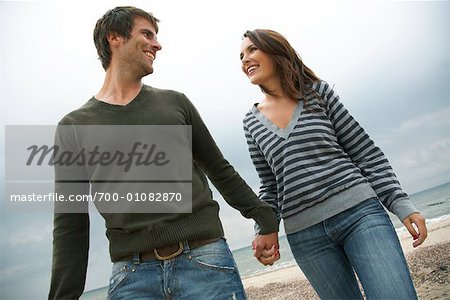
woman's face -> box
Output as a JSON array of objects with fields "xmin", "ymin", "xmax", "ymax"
[{"xmin": 240, "ymin": 37, "xmax": 277, "ymax": 87}]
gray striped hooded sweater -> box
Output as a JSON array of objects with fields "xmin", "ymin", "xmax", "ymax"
[{"xmin": 243, "ymin": 80, "xmax": 417, "ymax": 234}]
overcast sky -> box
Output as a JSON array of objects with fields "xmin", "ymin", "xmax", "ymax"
[{"xmin": 1, "ymin": 0, "xmax": 449, "ymax": 299}]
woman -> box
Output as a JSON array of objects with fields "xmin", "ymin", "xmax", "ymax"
[{"xmin": 240, "ymin": 29, "xmax": 427, "ymax": 299}]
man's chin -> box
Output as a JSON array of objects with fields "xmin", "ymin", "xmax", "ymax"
[{"xmin": 140, "ymin": 68, "xmax": 154, "ymax": 78}]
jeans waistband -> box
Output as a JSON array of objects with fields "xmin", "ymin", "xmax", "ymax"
[{"xmin": 119, "ymin": 237, "xmax": 222, "ymax": 263}]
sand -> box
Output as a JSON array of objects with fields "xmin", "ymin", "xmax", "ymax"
[{"xmin": 243, "ymin": 218, "xmax": 450, "ymax": 299}]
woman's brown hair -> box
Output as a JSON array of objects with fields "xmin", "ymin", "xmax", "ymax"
[{"xmin": 243, "ymin": 29, "xmax": 320, "ymax": 103}]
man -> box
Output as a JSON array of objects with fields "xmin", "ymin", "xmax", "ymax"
[{"xmin": 49, "ymin": 6, "xmax": 279, "ymax": 300}]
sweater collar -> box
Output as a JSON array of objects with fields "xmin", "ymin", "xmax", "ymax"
[{"xmin": 89, "ymin": 85, "xmax": 152, "ymax": 111}]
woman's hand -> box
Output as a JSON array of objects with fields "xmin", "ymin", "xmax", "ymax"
[
  {"xmin": 402, "ymin": 212, "xmax": 427, "ymax": 248},
  {"xmin": 252, "ymin": 233, "xmax": 280, "ymax": 266}
]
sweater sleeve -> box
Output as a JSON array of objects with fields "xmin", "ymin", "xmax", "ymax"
[
  {"xmin": 243, "ymin": 121, "xmax": 280, "ymax": 234},
  {"xmin": 49, "ymin": 125, "xmax": 90, "ymax": 299},
  {"xmin": 49, "ymin": 212, "xmax": 90, "ymax": 299},
  {"xmin": 181, "ymin": 94, "xmax": 278, "ymax": 234},
  {"xmin": 318, "ymin": 81, "xmax": 418, "ymax": 221}
]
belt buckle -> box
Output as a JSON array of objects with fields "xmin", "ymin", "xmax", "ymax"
[{"xmin": 153, "ymin": 242, "xmax": 184, "ymax": 260}]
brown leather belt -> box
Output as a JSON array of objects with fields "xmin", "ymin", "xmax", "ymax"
[{"xmin": 118, "ymin": 237, "xmax": 221, "ymax": 261}]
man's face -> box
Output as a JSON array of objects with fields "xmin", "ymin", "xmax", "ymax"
[{"xmin": 116, "ymin": 17, "xmax": 162, "ymax": 77}]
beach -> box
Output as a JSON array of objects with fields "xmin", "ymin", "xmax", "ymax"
[{"xmin": 243, "ymin": 218, "xmax": 450, "ymax": 300}]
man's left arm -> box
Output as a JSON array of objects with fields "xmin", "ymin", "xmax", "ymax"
[{"xmin": 181, "ymin": 94, "xmax": 278, "ymax": 235}]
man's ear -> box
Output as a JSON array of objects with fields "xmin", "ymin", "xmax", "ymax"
[{"xmin": 107, "ymin": 32, "xmax": 122, "ymax": 48}]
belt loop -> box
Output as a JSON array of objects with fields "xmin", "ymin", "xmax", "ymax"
[
  {"xmin": 182, "ymin": 241, "xmax": 190, "ymax": 254},
  {"xmin": 132, "ymin": 253, "xmax": 140, "ymax": 265}
]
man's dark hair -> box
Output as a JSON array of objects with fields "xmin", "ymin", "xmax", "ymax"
[{"xmin": 93, "ymin": 6, "xmax": 159, "ymax": 70}]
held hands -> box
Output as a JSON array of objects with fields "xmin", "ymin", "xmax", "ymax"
[
  {"xmin": 252, "ymin": 232, "xmax": 280, "ymax": 266},
  {"xmin": 403, "ymin": 212, "xmax": 427, "ymax": 248}
]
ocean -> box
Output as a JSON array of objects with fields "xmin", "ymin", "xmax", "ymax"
[{"xmin": 81, "ymin": 182, "xmax": 450, "ymax": 300}]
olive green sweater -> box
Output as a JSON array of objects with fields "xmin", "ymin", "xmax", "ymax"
[{"xmin": 49, "ymin": 85, "xmax": 278, "ymax": 299}]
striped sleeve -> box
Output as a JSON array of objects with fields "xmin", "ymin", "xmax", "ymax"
[
  {"xmin": 183, "ymin": 95, "xmax": 278, "ymax": 234},
  {"xmin": 318, "ymin": 82, "xmax": 418, "ymax": 221},
  {"xmin": 243, "ymin": 120, "xmax": 280, "ymax": 233}
]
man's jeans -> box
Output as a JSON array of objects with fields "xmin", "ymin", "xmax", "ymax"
[
  {"xmin": 107, "ymin": 238, "xmax": 246, "ymax": 300},
  {"xmin": 287, "ymin": 198, "xmax": 418, "ymax": 300}
]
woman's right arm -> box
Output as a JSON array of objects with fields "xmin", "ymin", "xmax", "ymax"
[
  {"xmin": 243, "ymin": 122, "xmax": 280, "ymax": 233},
  {"xmin": 243, "ymin": 122, "xmax": 281, "ymax": 264}
]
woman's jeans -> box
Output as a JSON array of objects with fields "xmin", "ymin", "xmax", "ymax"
[
  {"xmin": 287, "ymin": 199, "xmax": 417, "ymax": 300},
  {"xmin": 107, "ymin": 238, "xmax": 246, "ymax": 300}
]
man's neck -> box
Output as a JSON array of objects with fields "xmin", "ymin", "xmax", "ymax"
[{"xmin": 95, "ymin": 68, "xmax": 144, "ymax": 106}]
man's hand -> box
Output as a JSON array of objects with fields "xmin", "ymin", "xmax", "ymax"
[
  {"xmin": 403, "ymin": 212, "xmax": 427, "ymax": 248},
  {"xmin": 252, "ymin": 232, "xmax": 280, "ymax": 266}
]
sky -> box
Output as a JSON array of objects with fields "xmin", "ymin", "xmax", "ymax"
[{"xmin": 1, "ymin": 0, "xmax": 449, "ymax": 299}]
